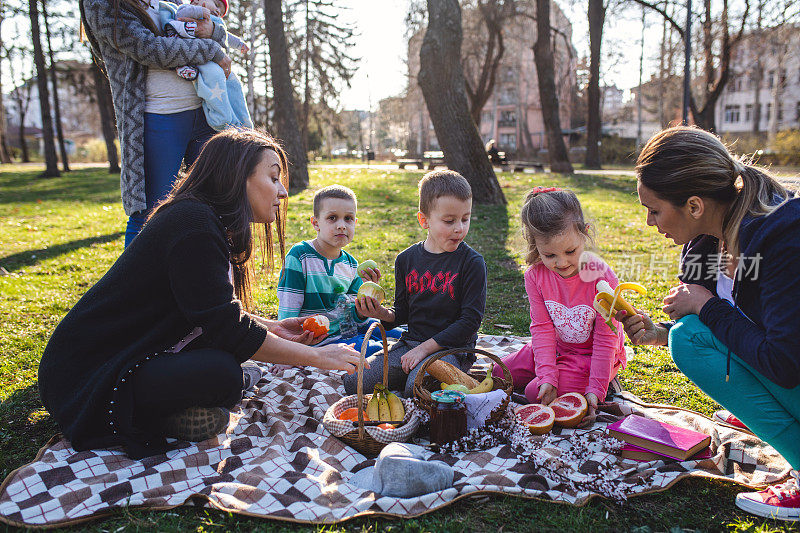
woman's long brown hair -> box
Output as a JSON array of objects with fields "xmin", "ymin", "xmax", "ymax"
[
  {"xmin": 637, "ymin": 126, "xmax": 792, "ymax": 257},
  {"xmin": 151, "ymin": 129, "xmax": 289, "ymax": 311}
]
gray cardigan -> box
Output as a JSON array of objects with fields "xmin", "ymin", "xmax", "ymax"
[{"xmin": 81, "ymin": 0, "xmax": 226, "ymax": 216}]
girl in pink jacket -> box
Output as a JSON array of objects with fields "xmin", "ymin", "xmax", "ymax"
[{"xmin": 494, "ymin": 187, "xmax": 626, "ymax": 424}]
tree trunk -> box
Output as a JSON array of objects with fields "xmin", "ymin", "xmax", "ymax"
[
  {"xmin": 42, "ymin": 0, "xmax": 69, "ymax": 172},
  {"xmin": 245, "ymin": 0, "xmax": 258, "ymax": 125},
  {"xmin": 302, "ymin": 0, "xmax": 310, "ymax": 150},
  {"xmin": 0, "ymin": 12, "xmax": 13, "ymax": 163},
  {"xmin": 28, "ymin": 0, "xmax": 59, "ymax": 177},
  {"xmin": 264, "ymin": 0, "xmax": 309, "ymax": 190},
  {"xmin": 91, "ymin": 61, "xmax": 120, "ymax": 173},
  {"xmin": 751, "ymin": 3, "xmax": 763, "ymax": 135},
  {"xmin": 18, "ymin": 103, "xmax": 30, "ymax": 162},
  {"xmin": 584, "ymin": 0, "xmax": 604, "ymax": 169},
  {"xmin": 533, "ymin": 0, "xmax": 572, "ymax": 173},
  {"xmin": 418, "ymin": 0, "xmax": 505, "ymax": 205}
]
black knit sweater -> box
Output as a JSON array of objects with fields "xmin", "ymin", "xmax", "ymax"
[{"xmin": 38, "ymin": 200, "xmax": 268, "ymax": 457}]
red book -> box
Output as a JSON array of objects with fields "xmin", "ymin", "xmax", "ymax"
[
  {"xmin": 621, "ymin": 443, "xmax": 712, "ymax": 462},
  {"xmin": 607, "ymin": 414, "xmax": 711, "ymax": 461}
]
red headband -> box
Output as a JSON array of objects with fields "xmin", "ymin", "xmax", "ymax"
[{"xmin": 530, "ymin": 186, "xmax": 561, "ymax": 195}]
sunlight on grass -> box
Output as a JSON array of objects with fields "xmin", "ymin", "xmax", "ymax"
[{"xmin": 1, "ymin": 165, "xmax": 792, "ymax": 532}]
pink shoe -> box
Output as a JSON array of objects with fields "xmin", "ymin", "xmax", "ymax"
[
  {"xmin": 713, "ymin": 410, "xmax": 750, "ymax": 432},
  {"xmin": 736, "ymin": 473, "xmax": 800, "ymax": 521}
]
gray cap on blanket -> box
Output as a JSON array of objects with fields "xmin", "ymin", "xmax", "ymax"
[{"xmin": 348, "ymin": 442, "xmax": 454, "ymax": 498}]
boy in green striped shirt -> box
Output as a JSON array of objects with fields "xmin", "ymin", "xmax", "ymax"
[{"xmin": 277, "ymin": 185, "xmax": 395, "ymax": 356}]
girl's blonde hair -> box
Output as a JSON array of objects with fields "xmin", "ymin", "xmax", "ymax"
[
  {"xmin": 521, "ymin": 188, "xmax": 590, "ymax": 265},
  {"xmin": 637, "ymin": 126, "xmax": 792, "ymax": 257}
]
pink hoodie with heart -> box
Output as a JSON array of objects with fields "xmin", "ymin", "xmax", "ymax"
[{"xmin": 495, "ymin": 254, "xmax": 626, "ymax": 402}]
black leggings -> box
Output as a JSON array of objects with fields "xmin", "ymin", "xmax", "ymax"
[{"xmin": 129, "ymin": 348, "xmax": 243, "ymax": 431}]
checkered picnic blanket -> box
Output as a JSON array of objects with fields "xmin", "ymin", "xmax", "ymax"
[{"xmin": 0, "ymin": 336, "xmax": 791, "ymax": 528}]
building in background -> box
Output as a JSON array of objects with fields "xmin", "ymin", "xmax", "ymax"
[
  {"xmin": 5, "ymin": 61, "xmax": 104, "ymax": 154},
  {"xmin": 716, "ymin": 24, "xmax": 800, "ymax": 136},
  {"xmin": 406, "ymin": 1, "xmax": 575, "ymax": 158}
]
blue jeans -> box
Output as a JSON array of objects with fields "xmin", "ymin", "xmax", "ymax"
[
  {"xmin": 335, "ymin": 319, "xmax": 406, "ymax": 358},
  {"xmin": 125, "ymin": 108, "xmax": 216, "ymax": 247},
  {"xmin": 670, "ymin": 314, "xmax": 800, "ymax": 469}
]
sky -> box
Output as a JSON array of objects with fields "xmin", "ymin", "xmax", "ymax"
[{"xmin": 338, "ymin": 0, "xmax": 675, "ymax": 110}]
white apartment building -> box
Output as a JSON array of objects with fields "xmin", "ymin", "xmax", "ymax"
[{"xmin": 716, "ymin": 25, "xmax": 800, "ymax": 134}]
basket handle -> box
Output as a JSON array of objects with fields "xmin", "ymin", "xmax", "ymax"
[
  {"xmin": 355, "ymin": 321, "xmax": 388, "ymax": 439},
  {"xmin": 411, "ymin": 347, "xmax": 513, "ymax": 404}
]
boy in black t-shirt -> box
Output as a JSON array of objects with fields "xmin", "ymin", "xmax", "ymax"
[{"xmin": 347, "ymin": 170, "xmax": 488, "ymax": 397}]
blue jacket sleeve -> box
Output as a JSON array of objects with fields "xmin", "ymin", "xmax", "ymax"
[{"xmin": 698, "ymin": 239, "xmax": 800, "ymax": 388}]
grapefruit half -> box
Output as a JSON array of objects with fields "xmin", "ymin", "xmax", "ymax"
[
  {"xmin": 551, "ymin": 392, "xmax": 588, "ymax": 428},
  {"xmin": 514, "ymin": 403, "xmax": 555, "ymax": 435}
]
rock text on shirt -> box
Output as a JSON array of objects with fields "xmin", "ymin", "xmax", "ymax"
[{"xmin": 405, "ymin": 269, "xmax": 459, "ymax": 299}]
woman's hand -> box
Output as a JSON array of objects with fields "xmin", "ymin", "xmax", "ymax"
[
  {"xmin": 536, "ymin": 383, "xmax": 558, "ymax": 405},
  {"xmin": 268, "ymin": 317, "xmax": 316, "ymax": 345},
  {"xmin": 215, "ymin": 53, "xmax": 232, "ymax": 78},
  {"xmin": 662, "ymin": 283, "xmax": 713, "ymax": 320},
  {"xmin": 577, "ymin": 393, "xmax": 599, "ymax": 428},
  {"xmin": 614, "ymin": 308, "xmax": 668, "ymax": 346},
  {"xmin": 315, "ymin": 344, "xmax": 364, "ymax": 374}
]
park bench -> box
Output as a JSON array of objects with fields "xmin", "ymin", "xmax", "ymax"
[
  {"xmin": 397, "ymin": 151, "xmax": 447, "ymax": 170},
  {"xmin": 397, "ymin": 158, "xmax": 425, "ymax": 169},
  {"xmin": 508, "ymin": 160, "xmax": 545, "ymax": 172}
]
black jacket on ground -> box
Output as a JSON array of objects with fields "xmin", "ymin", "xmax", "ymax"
[{"xmin": 38, "ymin": 200, "xmax": 268, "ymax": 457}]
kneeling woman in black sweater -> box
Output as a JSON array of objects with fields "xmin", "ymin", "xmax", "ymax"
[{"xmin": 38, "ymin": 129, "xmax": 362, "ymax": 459}]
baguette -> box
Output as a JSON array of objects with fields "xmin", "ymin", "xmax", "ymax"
[{"xmin": 427, "ymin": 359, "xmax": 479, "ymax": 388}]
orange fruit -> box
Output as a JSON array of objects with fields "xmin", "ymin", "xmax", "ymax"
[
  {"xmin": 338, "ymin": 408, "xmax": 369, "ymax": 422},
  {"xmin": 377, "ymin": 423, "xmax": 396, "ymax": 430}
]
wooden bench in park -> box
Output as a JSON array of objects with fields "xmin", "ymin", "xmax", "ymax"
[
  {"xmin": 508, "ymin": 160, "xmax": 545, "ymax": 172},
  {"xmin": 397, "ymin": 151, "xmax": 447, "ymax": 170},
  {"xmin": 397, "ymin": 158, "xmax": 424, "ymax": 169}
]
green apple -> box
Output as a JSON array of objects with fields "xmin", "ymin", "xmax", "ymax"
[
  {"xmin": 357, "ymin": 281, "xmax": 385, "ymax": 304},
  {"xmin": 357, "ymin": 259, "xmax": 378, "ymax": 277}
]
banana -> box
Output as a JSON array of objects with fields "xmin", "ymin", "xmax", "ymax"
[
  {"xmin": 366, "ymin": 392, "xmax": 381, "ymax": 421},
  {"xmin": 384, "ymin": 389, "xmax": 405, "ymax": 421},
  {"xmin": 377, "ymin": 391, "xmax": 391, "ymax": 421},
  {"xmin": 468, "ymin": 365, "xmax": 494, "ymax": 394},
  {"xmin": 593, "ymin": 280, "xmax": 647, "ymax": 332}
]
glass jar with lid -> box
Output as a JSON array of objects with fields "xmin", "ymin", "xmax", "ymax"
[{"xmin": 429, "ymin": 390, "xmax": 467, "ymax": 445}]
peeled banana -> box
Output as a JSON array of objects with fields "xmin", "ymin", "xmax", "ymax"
[{"xmin": 593, "ymin": 280, "xmax": 647, "ymax": 332}]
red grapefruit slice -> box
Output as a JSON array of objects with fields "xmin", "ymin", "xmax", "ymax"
[
  {"xmin": 550, "ymin": 392, "xmax": 588, "ymax": 428},
  {"xmin": 514, "ymin": 404, "xmax": 555, "ymax": 435}
]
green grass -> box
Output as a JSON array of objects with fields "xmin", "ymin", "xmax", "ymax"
[{"xmin": 0, "ymin": 164, "xmax": 796, "ymax": 532}]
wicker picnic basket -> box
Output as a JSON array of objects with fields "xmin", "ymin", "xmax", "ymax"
[
  {"xmin": 412, "ymin": 348, "xmax": 513, "ymax": 426},
  {"xmin": 322, "ymin": 322, "xmax": 420, "ymax": 456}
]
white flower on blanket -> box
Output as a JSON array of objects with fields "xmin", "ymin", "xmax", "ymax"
[{"xmin": 544, "ymin": 301, "xmax": 595, "ymax": 343}]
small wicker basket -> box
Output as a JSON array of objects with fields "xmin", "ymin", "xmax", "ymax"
[
  {"xmin": 323, "ymin": 322, "xmax": 419, "ymax": 456},
  {"xmin": 412, "ymin": 348, "xmax": 513, "ymax": 426}
]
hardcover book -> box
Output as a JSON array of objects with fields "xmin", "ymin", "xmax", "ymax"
[
  {"xmin": 607, "ymin": 415, "xmax": 711, "ymax": 461},
  {"xmin": 621, "ymin": 443, "xmax": 712, "ymax": 462}
]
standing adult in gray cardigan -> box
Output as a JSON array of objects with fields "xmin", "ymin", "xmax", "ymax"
[{"xmin": 80, "ymin": 0, "xmax": 234, "ymax": 247}]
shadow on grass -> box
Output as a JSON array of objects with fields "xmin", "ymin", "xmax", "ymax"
[
  {"xmin": 0, "ymin": 168, "xmax": 120, "ymax": 205},
  {"xmin": 0, "ymin": 232, "xmax": 125, "ymax": 272},
  {"xmin": 0, "ymin": 384, "xmax": 57, "ymax": 480}
]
